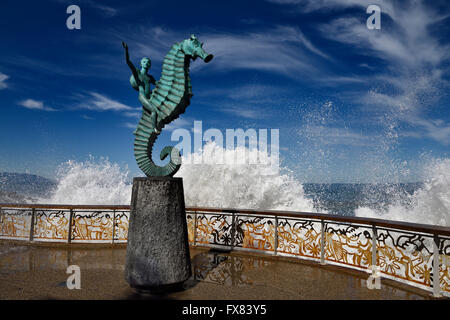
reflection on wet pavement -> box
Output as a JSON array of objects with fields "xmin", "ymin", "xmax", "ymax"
[
  {"xmin": 0, "ymin": 241, "xmax": 433, "ymax": 300},
  {"xmin": 190, "ymin": 249, "xmax": 275, "ymax": 288},
  {"xmin": 0, "ymin": 244, "xmax": 124, "ymax": 274}
]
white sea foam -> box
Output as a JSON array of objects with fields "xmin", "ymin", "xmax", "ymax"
[
  {"xmin": 39, "ymin": 143, "xmax": 315, "ymax": 212},
  {"xmin": 355, "ymin": 158, "xmax": 450, "ymax": 226},
  {"xmin": 37, "ymin": 145, "xmax": 449, "ymax": 227},
  {"xmin": 39, "ymin": 158, "xmax": 132, "ymax": 205},
  {"xmin": 176, "ymin": 142, "xmax": 315, "ymax": 211}
]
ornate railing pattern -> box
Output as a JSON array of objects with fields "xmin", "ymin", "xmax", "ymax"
[
  {"xmin": 0, "ymin": 208, "xmax": 32, "ymax": 240},
  {"xmin": 34, "ymin": 209, "xmax": 69, "ymax": 241},
  {"xmin": 0, "ymin": 203, "xmax": 448, "ymax": 297},
  {"xmin": 0, "ymin": 205, "xmax": 130, "ymax": 244}
]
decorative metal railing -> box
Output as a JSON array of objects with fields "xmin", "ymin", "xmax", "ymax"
[{"xmin": 0, "ymin": 203, "xmax": 448, "ymax": 297}]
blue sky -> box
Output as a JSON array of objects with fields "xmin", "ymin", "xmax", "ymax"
[{"xmin": 0, "ymin": 0, "xmax": 449, "ymax": 183}]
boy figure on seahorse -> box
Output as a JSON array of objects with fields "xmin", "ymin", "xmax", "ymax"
[
  {"xmin": 122, "ymin": 41, "xmax": 163, "ymax": 134},
  {"xmin": 121, "ymin": 35, "xmax": 213, "ymax": 177}
]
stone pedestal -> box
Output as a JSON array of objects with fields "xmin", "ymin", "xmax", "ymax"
[{"xmin": 125, "ymin": 177, "xmax": 191, "ymax": 293}]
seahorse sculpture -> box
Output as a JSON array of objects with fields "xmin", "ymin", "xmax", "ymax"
[{"xmin": 122, "ymin": 35, "xmax": 213, "ymax": 177}]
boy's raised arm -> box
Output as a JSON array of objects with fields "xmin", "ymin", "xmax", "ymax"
[{"xmin": 122, "ymin": 41, "xmax": 140, "ymax": 85}]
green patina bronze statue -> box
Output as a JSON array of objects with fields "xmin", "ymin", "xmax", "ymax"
[{"xmin": 122, "ymin": 35, "xmax": 213, "ymax": 177}]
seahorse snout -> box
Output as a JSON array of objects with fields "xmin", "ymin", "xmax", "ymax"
[
  {"xmin": 204, "ymin": 54, "xmax": 214, "ymax": 63},
  {"xmin": 198, "ymin": 48, "xmax": 213, "ymax": 63}
]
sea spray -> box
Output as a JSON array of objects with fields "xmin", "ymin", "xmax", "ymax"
[
  {"xmin": 355, "ymin": 158, "xmax": 450, "ymax": 226},
  {"xmin": 36, "ymin": 149, "xmax": 449, "ymax": 227},
  {"xmin": 39, "ymin": 157, "xmax": 132, "ymax": 205},
  {"xmin": 39, "ymin": 144, "xmax": 315, "ymax": 212},
  {"xmin": 176, "ymin": 142, "xmax": 315, "ymax": 211}
]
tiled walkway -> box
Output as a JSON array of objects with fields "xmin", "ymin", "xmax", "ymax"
[{"xmin": 0, "ymin": 241, "xmax": 433, "ymax": 300}]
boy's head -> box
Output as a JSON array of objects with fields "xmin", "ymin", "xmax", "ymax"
[{"xmin": 141, "ymin": 57, "xmax": 151, "ymax": 70}]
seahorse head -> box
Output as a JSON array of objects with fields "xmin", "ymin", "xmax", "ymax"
[{"xmin": 180, "ymin": 35, "xmax": 213, "ymax": 63}]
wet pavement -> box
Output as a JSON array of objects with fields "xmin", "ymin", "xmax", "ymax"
[{"xmin": 0, "ymin": 241, "xmax": 433, "ymax": 300}]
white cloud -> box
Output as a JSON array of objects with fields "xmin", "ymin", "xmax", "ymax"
[
  {"xmin": 270, "ymin": 0, "xmax": 450, "ymax": 145},
  {"xmin": 198, "ymin": 26, "xmax": 331, "ymax": 76},
  {"xmin": 120, "ymin": 26, "xmax": 180, "ymax": 65},
  {"xmin": 123, "ymin": 122, "xmax": 138, "ymax": 129},
  {"xmin": 18, "ymin": 99, "xmax": 56, "ymax": 111},
  {"xmin": 315, "ymin": 1, "xmax": 449, "ymax": 97},
  {"xmin": 319, "ymin": 13, "xmax": 447, "ymax": 69},
  {"xmin": 87, "ymin": 2, "xmax": 117, "ymax": 17},
  {"xmin": 317, "ymin": 76, "xmax": 366, "ymax": 86},
  {"xmin": 267, "ymin": 0, "xmax": 394, "ymax": 15},
  {"xmin": 119, "ymin": 25, "xmax": 331, "ymax": 80},
  {"xmin": 403, "ymin": 115, "xmax": 450, "ymax": 146},
  {"xmin": 298, "ymin": 125, "xmax": 376, "ymax": 147},
  {"xmin": 81, "ymin": 115, "xmax": 94, "ymax": 120},
  {"xmin": 227, "ymin": 84, "xmax": 283, "ymax": 100},
  {"xmin": 53, "ymin": 0, "xmax": 117, "ymax": 17},
  {"xmin": 0, "ymin": 73, "xmax": 9, "ymax": 89},
  {"xmin": 78, "ymin": 92, "xmax": 135, "ymax": 111},
  {"xmin": 124, "ymin": 111, "xmax": 141, "ymax": 118},
  {"xmin": 363, "ymin": 71, "xmax": 441, "ymax": 113},
  {"xmin": 197, "ymin": 84, "xmax": 285, "ymax": 101},
  {"xmin": 164, "ymin": 118, "xmax": 192, "ymax": 131},
  {"xmin": 196, "ymin": 84, "xmax": 285, "ymax": 120},
  {"xmin": 221, "ymin": 105, "xmax": 268, "ymax": 120}
]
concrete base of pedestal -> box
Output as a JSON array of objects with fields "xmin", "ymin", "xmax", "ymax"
[{"xmin": 124, "ymin": 177, "xmax": 191, "ymax": 292}]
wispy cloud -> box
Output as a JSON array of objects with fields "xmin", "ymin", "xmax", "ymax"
[
  {"xmin": 164, "ymin": 117, "xmax": 192, "ymax": 131},
  {"xmin": 271, "ymin": 0, "xmax": 450, "ymax": 145},
  {"xmin": 362, "ymin": 72, "xmax": 442, "ymax": 113},
  {"xmin": 197, "ymin": 84, "xmax": 287, "ymax": 120},
  {"xmin": 226, "ymin": 84, "xmax": 284, "ymax": 100},
  {"xmin": 118, "ymin": 25, "xmax": 331, "ymax": 80},
  {"xmin": 402, "ymin": 114, "xmax": 450, "ymax": 146},
  {"xmin": 198, "ymin": 26, "xmax": 331, "ymax": 76},
  {"xmin": 220, "ymin": 105, "xmax": 268, "ymax": 120},
  {"xmin": 123, "ymin": 122, "xmax": 138, "ymax": 129},
  {"xmin": 87, "ymin": 1, "xmax": 117, "ymax": 17},
  {"xmin": 76, "ymin": 92, "xmax": 135, "ymax": 111},
  {"xmin": 81, "ymin": 114, "xmax": 94, "ymax": 120},
  {"xmin": 118, "ymin": 26, "xmax": 180, "ymax": 65},
  {"xmin": 298, "ymin": 125, "xmax": 376, "ymax": 147},
  {"xmin": 315, "ymin": 1, "xmax": 449, "ymax": 106},
  {"xmin": 317, "ymin": 76, "xmax": 366, "ymax": 86},
  {"xmin": 319, "ymin": 16, "xmax": 447, "ymax": 69},
  {"xmin": 3, "ymin": 54, "xmax": 98, "ymax": 78},
  {"xmin": 123, "ymin": 111, "xmax": 141, "ymax": 118},
  {"xmin": 53, "ymin": 0, "xmax": 117, "ymax": 17},
  {"xmin": 0, "ymin": 73, "xmax": 9, "ymax": 89},
  {"xmin": 18, "ymin": 99, "xmax": 56, "ymax": 111},
  {"xmin": 267, "ymin": 0, "xmax": 395, "ymax": 15}
]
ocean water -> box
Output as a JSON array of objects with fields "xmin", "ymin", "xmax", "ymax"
[
  {"xmin": 302, "ymin": 182, "xmax": 423, "ymax": 216},
  {"xmin": 0, "ymin": 143, "xmax": 445, "ymax": 227}
]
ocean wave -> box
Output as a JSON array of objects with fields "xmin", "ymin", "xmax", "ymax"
[{"xmin": 355, "ymin": 158, "xmax": 450, "ymax": 226}]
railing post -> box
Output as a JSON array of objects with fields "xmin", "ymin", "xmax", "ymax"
[
  {"xmin": 68, "ymin": 209, "xmax": 74, "ymax": 243},
  {"xmin": 0, "ymin": 207, "xmax": 3, "ymax": 235},
  {"xmin": 193, "ymin": 211, "xmax": 198, "ymax": 247},
  {"xmin": 112, "ymin": 210, "xmax": 116, "ymax": 244},
  {"xmin": 372, "ymin": 225, "xmax": 378, "ymax": 270},
  {"xmin": 231, "ymin": 212, "xmax": 236, "ymax": 249},
  {"xmin": 29, "ymin": 208, "xmax": 36, "ymax": 242},
  {"xmin": 320, "ymin": 220, "xmax": 326, "ymax": 265},
  {"xmin": 274, "ymin": 216, "xmax": 278, "ymax": 255},
  {"xmin": 433, "ymin": 235, "xmax": 442, "ymax": 298}
]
